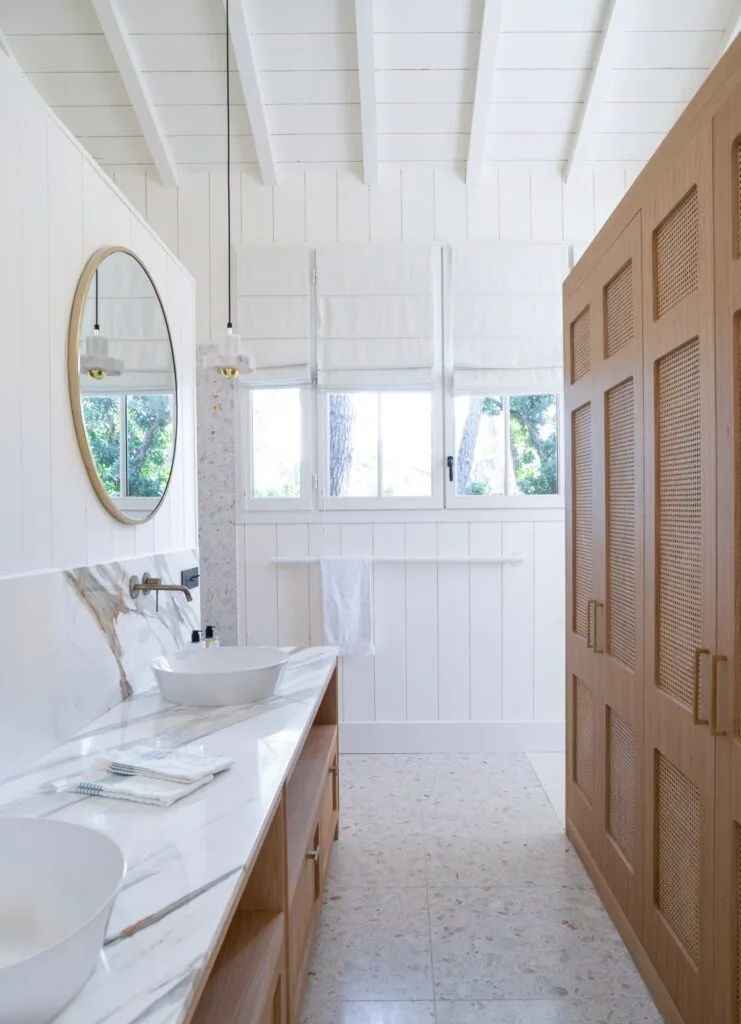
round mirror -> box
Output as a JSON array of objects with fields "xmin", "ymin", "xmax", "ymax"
[{"xmin": 68, "ymin": 247, "xmax": 177, "ymax": 524}]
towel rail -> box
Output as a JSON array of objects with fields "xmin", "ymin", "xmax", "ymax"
[{"xmin": 269, "ymin": 555, "xmax": 524, "ymax": 566}]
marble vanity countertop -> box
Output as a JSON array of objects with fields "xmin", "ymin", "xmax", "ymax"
[{"xmin": 0, "ymin": 646, "xmax": 338, "ymax": 1024}]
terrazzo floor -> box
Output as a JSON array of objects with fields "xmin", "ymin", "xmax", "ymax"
[{"xmin": 301, "ymin": 753, "xmax": 662, "ymax": 1024}]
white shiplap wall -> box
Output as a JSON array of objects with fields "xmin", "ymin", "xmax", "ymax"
[
  {"xmin": 0, "ymin": 52, "xmax": 198, "ymax": 580},
  {"xmin": 114, "ymin": 162, "xmax": 636, "ymax": 751}
]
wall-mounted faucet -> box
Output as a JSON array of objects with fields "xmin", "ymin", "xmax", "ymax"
[{"xmin": 130, "ymin": 572, "xmax": 193, "ymax": 611}]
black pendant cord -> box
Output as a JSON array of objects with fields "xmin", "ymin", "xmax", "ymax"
[
  {"xmin": 94, "ymin": 269, "xmax": 100, "ymax": 331},
  {"xmin": 226, "ymin": 0, "xmax": 232, "ymax": 330}
]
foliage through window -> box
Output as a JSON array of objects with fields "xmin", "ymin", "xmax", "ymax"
[
  {"xmin": 328, "ymin": 392, "xmax": 432, "ymax": 499},
  {"xmin": 251, "ymin": 388, "xmax": 302, "ymax": 499},
  {"xmin": 454, "ymin": 393, "xmax": 558, "ymax": 496},
  {"xmin": 82, "ymin": 393, "xmax": 174, "ymax": 499}
]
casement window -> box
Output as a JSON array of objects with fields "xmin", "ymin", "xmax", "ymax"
[
  {"xmin": 81, "ymin": 392, "xmax": 175, "ymax": 517},
  {"xmin": 238, "ymin": 242, "xmax": 567, "ymax": 515}
]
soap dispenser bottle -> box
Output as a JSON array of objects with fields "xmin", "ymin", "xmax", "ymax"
[{"xmin": 204, "ymin": 625, "xmax": 220, "ymax": 648}]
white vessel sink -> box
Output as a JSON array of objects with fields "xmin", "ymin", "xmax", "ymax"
[
  {"xmin": 152, "ymin": 645, "xmax": 289, "ymax": 707},
  {"xmin": 0, "ymin": 818, "xmax": 125, "ymax": 1024}
]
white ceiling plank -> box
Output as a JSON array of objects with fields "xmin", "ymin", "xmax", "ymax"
[
  {"xmin": 467, "ymin": 0, "xmax": 504, "ymax": 184},
  {"xmin": 354, "ymin": 0, "xmax": 378, "ymax": 186},
  {"xmin": 565, "ymin": 0, "xmax": 634, "ymax": 184},
  {"xmin": 224, "ymin": 0, "xmax": 278, "ymax": 186},
  {"xmin": 91, "ymin": 0, "xmax": 178, "ymax": 188},
  {"xmin": 714, "ymin": 0, "xmax": 741, "ymax": 62}
]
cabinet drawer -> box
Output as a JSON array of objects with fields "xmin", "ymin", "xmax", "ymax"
[{"xmin": 289, "ymin": 821, "xmax": 322, "ymax": 992}]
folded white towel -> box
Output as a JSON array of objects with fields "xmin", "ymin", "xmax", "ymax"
[
  {"xmin": 41, "ymin": 771, "xmax": 212, "ymax": 807},
  {"xmin": 320, "ymin": 556, "xmax": 375, "ymax": 657},
  {"xmin": 95, "ymin": 745, "xmax": 235, "ymax": 784}
]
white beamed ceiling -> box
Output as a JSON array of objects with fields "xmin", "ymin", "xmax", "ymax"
[{"xmin": 0, "ymin": 0, "xmax": 737, "ymax": 178}]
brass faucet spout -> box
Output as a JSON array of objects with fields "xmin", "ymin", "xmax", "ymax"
[{"xmin": 129, "ymin": 574, "xmax": 194, "ymax": 610}]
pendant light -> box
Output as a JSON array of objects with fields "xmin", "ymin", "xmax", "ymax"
[
  {"xmin": 80, "ymin": 269, "xmax": 123, "ymax": 380},
  {"xmin": 201, "ymin": 0, "xmax": 255, "ymax": 380}
]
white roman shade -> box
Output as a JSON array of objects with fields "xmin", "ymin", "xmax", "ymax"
[
  {"xmin": 236, "ymin": 246, "xmax": 311, "ymax": 385},
  {"xmin": 316, "ymin": 244, "xmax": 435, "ymax": 388},
  {"xmin": 451, "ymin": 243, "xmax": 569, "ymax": 392}
]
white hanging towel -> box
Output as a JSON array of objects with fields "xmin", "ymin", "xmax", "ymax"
[{"xmin": 320, "ymin": 557, "xmax": 375, "ymax": 656}]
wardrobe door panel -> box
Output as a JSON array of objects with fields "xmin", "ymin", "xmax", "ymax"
[
  {"xmin": 565, "ymin": 277, "xmax": 601, "ymax": 856},
  {"xmin": 642, "ymin": 125, "xmax": 716, "ymax": 1022},
  {"xmin": 712, "ymin": 84, "xmax": 741, "ymax": 1024},
  {"xmin": 593, "ymin": 215, "xmax": 645, "ymax": 940}
]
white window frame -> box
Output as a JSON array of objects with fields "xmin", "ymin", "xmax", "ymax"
[
  {"xmin": 316, "ymin": 385, "xmax": 444, "ymax": 511},
  {"xmin": 239, "ymin": 384, "xmax": 315, "ymax": 512},
  {"xmin": 444, "ymin": 389, "xmax": 565, "ymax": 510}
]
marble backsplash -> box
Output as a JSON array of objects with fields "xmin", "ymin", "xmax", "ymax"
[{"xmin": 0, "ymin": 549, "xmax": 200, "ymax": 780}]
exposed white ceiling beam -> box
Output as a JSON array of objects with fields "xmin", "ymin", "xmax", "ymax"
[
  {"xmin": 226, "ymin": 0, "xmax": 278, "ymax": 187},
  {"xmin": 564, "ymin": 0, "xmax": 632, "ymax": 185},
  {"xmin": 467, "ymin": 0, "xmax": 503, "ymax": 185},
  {"xmin": 91, "ymin": 0, "xmax": 177, "ymax": 188},
  {"xmin": 354, "ymin": 0, "xmax": 378, "ymax": 186},
  {"xmin": 0, "ymin": 28, "xmax": 18, "ymax": 64},
  {"xmin": 714, "ymin": 0, "xmax": 741, "ymax": 62}
]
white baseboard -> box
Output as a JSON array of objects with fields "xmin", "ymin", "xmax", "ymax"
[{"xmin": 339, "ymin": 721, "xmax": 565, "ymax": 754}]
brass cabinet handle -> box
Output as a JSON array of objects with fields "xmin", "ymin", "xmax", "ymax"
[
  {"xmin": 693, "ymin": 648, "xmax": 711, "ymax": 725},
  {"xmin": 329, "ymin": 763, "xmax": 339, "ymax": 811},
  {"xmin": 593, "ymin": 601, "xmax": 603, "ymax": 654},
  {"xmin": 711, "ymin": 654, "xmax": 728, "ymax": 736},
  {"xmin": 306, "ymin": 844, "xmax": 321, "ymax": 897},
  {"xmin": 587, "ymin": 599, "xmax": 596, "ymax": 649},
  {"xmin": 306, "ymin": 846, "xmax": 320, "ymax": 861}
]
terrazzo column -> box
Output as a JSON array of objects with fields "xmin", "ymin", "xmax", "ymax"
[{"xmin": 196, "ymin": 350, "xmax": 239, "ymax": 645}]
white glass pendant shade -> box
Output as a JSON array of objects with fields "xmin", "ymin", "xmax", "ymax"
[
  {"xmin": 201, "ymin": 326, "xmax": 255, "ymax": 379},
  {"xmin": 79, "ymin": 327, "xmax": 124, "ymax": 379}
]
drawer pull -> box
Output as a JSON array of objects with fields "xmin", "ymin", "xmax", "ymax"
[
  {"xmin": 711, "ymin": 654, "xmax": 728, "ymax": 736},
  {"xmin": 306, "ymin": 844, "xmax": 321, "ymax": 897},
  {"xmin": 329, "ymin": 763, "xmax": 339, "ymax": 810},
  {"xmin": 306, "ymin": 846, "xmax": 320, "ymax": 861},
  {"xmin": 693, "ymin": 647, "xmax": 710, "ymax": 726}
]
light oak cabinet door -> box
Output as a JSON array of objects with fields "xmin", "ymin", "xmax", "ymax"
[
  {"xmin": 641, "ymin": 124, "xmax": 717, "ymax": 1022},
  {"xmin": 565, "ymin": 273, "xmax": 602, "ymax": 856},
  {"xmin": 712, "ymin": 83, "xmax": 741, "ymax": 1024},
  {"xmin": 592, "ymin": 214, "xmax": 646, "ymax": 941}
]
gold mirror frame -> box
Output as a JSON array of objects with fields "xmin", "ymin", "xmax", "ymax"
[{"xmin": 67, "ymin": 246, "xmax": 179, "ymax": 526}]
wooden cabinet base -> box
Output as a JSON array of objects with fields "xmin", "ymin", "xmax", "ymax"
[
  {"xmin": 189, "ymin": 668, "xmax": 340, "ymax": 1024},
  {"xmin": 568, "ymin": 822, "xmax": 683, "ymax": 1024}
]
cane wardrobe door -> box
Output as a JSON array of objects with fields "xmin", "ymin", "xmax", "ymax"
[
  {"xmin": 712, "ymin": 85, "xmax": 741, "ymax": 1024},
  {"xmin": 642, "ymin": 125, "xmax": 716, "ymax": 1020},
  {"xmin": 565, "ymin": 272, "xmax": 602, "ymax": 858},
  {"xmin": 592, "ymin": 214, "xmax": 645, "ymax": 941}
]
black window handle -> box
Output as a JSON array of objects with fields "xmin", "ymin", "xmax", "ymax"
[{"xmin": 447, "ymin": 455, "xmax": 454, "ymax": 482}]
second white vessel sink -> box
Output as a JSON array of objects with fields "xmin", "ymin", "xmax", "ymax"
[
  {"xmin": 152, "ymin": 645, "xmax": 289, "ymax": 706},
  {"xmin": 0, "ymin": 818, "xmax": 125, "ymax": 1024}
]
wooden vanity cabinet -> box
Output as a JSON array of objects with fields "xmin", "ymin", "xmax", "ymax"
[{"xmin": 188, "ymin": 667, "xmax": 339, "ymax": 1024}]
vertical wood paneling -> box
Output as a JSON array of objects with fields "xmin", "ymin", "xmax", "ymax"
[
  {"xmin": 306, "ymin": 169, "xmax": 339, "ymax": 244},
  {"xmin": 145, "ymin": 175, "xmax": 179, "ymax": 253},
  {"xmin": 209, "ymin": 170, "xmax": 241, "ymax": 342},
  {"xmin": 502, "ymin": 521, "xmax": 535, "ymax": 719},
  {"xmin": 372, "ymin": 523, "xmax": 407, "ymax": 721},
  {"xmin": 594, "ymin": 166, "xmax": 627, "ymax": 232},
  {"xmin": 338, "ymin": 169, "xmax": 370, "ymax": 242},
  {"xmin": 434, "ymin": 168, "xmax": 467, "ymax": 241},
  {"xmin": 47, "ymin": 124, "xmax": 87, "ymax": 571},
  {"xmin": 370, "ymin": 168, "xmax": 402, "ymax": 241},
  {"xmin": 438, "ymin": 522, "xmax": 471, "ymax": 721},
  {"xmin": 276, "ymin": 524, "xmax": 311, "ymax": 646},
  {"xmin": 405, "ymin": 522, "xmax": 439, "ymax": 721},
  {"xmin": 308, "ymin": 523, "xmax": 342, "ymax": 645},
  {"xmin": 499, "ymin": 168, "xmax": 532, "ymax": 240},
  {"xmin": 244, "ymin": 525, "xmax": 278, "ymax": 644},
  {"xmin": 470, "ymin": 521, "xmax": 503, "ymax": 721},
  {"xmin": 112, "ymin": 169, "xmax": 146, "ymax": 218},
  {"xmin": 177, "ymin": 171, "xmax": 211, "ymax": 348},
  {"xmin": 530, "ymin": 170, "xmax": 564, "ymax": 241},
  {"xmin": 564, "ymin": 169, "xmax": 595, "ymax": 242},
  {"xmin": 466, "ymin": 174, "xmax": 500, "ymax": 240},
  {"xmin": 274, "ymin": 173, "xmax": 306, "ymax": 244},
  {"xmin": 340, "ymin": 523, "xmax": 375, "ymax": 721},
  {"xmin": 0, "ymin": 73, "xmax": 23, "ymax": 573},
  {"xmin": 241, "ymin": 171, "xmax": 274, "ymax": 245},
  {"xmin": 534, "ymin": 520, "xmax": 566, "ymax": 720},
  {"xmin": 20, "ymin": 99, "xmax": 51, "ymax": 571},
  {"xmin": 402, "ymin": 167, "xmax": 435, "ymax": 241}
]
